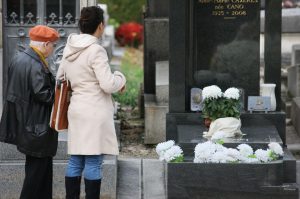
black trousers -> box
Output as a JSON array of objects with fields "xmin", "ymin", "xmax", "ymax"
[{"xmin": 19, "ymin": 155, "xmax": 53, "ymax": 199}]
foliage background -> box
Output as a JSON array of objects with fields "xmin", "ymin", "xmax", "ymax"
[
  {"xmin": 113, "ymin": 48, "xmax": 143, "ymax": 109},
  {"xmin": 98, "ymin": 0, "xmax": 145, "ymax": 24}
]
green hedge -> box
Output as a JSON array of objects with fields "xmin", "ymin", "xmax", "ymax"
[{"xmin": 98, "ymin": 0, "xmax": 145, "ymax": 24}]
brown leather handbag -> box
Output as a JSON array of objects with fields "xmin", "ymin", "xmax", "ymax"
[{"xmin": 50, "ymin": 79, "xmax": 72, "ymax": 131}]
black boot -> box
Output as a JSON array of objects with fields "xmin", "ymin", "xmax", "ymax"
[
  {"xmin": 84, "ymin": 178, "xmax": 101, "ymax": 199},
  {"xmin": 65, "ymin": 176, "xmax": 81, "ymax": 199}
]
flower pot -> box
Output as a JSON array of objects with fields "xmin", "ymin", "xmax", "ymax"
[{"xmin": 204, "ymin": 118, "xmax": 211, "ymax": 128}]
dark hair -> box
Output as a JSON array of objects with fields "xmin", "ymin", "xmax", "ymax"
[{"xmin": 79, "ymin": 6, "xmax": 104, "ymax": 34}]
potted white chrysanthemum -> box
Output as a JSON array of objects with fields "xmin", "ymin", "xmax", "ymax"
[{"xmin": 202, "ymin": 85, "xmax": 242, "ymax": 138}]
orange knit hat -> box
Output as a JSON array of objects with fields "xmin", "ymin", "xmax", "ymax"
[{"xmin": 29, "ymin": 25, "xmax": 59, "ymax": 42}]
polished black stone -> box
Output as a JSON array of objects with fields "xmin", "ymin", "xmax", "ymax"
[
  {"xmin": 167, "ymin": 112, "xmax": 286, "ymax": 145},
  {"xmin": 264, "ymin": 1, "xmax": 282, "ymax": 111},
  {"xmin": 143, "ymin": 0, "xmax": 169, "ymax": 95},
  {"xmin": 193, "ymin": 0, "xmax": 260, "ymax": 100},
  {"xmin": 165, "ymin": 1, "xmax": 296, "ymax": 198},
  {"xmin": 146, "ymin": 0, "xmax": 169, "ymax": 18},
  {"xmin": 144, "ymin": 19, "xmax": 169, "ymax": 94},
  {"xmin": 178, "ymin": 124, "xmax": 282, "ymax": 156},
  {"xmin": 169, "ymin": 0, "xmax": 264, "ymax": 112},
  {"xmin": 166, "ymin": 148, "xmax": 298, "ymax": 199},
  {"xmin": 167, "ymin": 163, "xmax": 298, "ymax": 199},
  {"xmin": 169, "ymin": 0, "xmax": 189, "ymax": 112},
  {"xmin": 283, "ymin": 150, "xmax": 297, "ymax": 183}
]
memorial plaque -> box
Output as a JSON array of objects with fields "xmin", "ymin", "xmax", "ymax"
[
  {"xmin": 193, "ymin": 0, "xmax": 260, "ymax": 98},
  {"xmin": 248, "ymin": 96, "xmax": 271, "ymax": 112},
  {"xmin": 190, "ymin": 88, "xmax": 203, "ymax": 111}
]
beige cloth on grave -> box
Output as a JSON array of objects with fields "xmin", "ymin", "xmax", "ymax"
[{"xmin": 203, "ymin": 117, "xmax": 243, "ymax": 138}]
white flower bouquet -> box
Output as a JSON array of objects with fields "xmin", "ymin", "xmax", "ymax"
[
  {"xmin": 194, "ymin": 140, "xmax": 283, "ymax": 164},
  {"xmin": 202, "ymin": 85, "xmax": 241, "ymax": 121},
  {"xmin": 156, "ymin": 140, "xmax": 184, "ymax": 163}
]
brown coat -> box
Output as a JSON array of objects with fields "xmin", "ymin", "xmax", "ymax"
[{"xmin": 57, "ymin": 34, "xmax": 126, "ymax": 155}]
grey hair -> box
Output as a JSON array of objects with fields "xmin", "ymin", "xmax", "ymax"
[{"xmin": 30, "ymin": 40, "xmax": 46, "ymax": 47}]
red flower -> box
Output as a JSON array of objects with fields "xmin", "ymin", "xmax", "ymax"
[{"xmin": 115, "ymin": 22, "xmax": 143, "ymax": 47}]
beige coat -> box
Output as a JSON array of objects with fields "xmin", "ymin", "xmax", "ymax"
[{"xmin": 57, "ymin": 34, "xmax": 126, "ymax": 155}]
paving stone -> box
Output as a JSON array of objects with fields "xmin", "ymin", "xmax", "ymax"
[
  {"xmin": 101, "ymin": 155, "xmax": 118, "ymax": 199},
  {"xmin": 117, "ymin": 158, "xmax": 141, "ymax": 199},
  {"xmin": 0, "ymin": 155, "xmax": 117, "ymax": 199},
  {"xmin": 142, "ymin": 159, "xmax": 166, "ymax": 199}
]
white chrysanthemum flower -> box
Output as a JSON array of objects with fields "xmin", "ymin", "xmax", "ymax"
[
  {"xmin": 227, "ymin": 148, "xmax": 241, "ymax": 161},
  {"xmin": 195, "ymin": 149, "xmax": 214, "ymax": 163},
  {"xmin": 244, "ymin": 157, "xmax": 260, "ymax": 163},
  {"xmin": 194, "ymin": 141, "xmax": 217, "ymax": 163},
  {"xmin": 163, "ymin": 145, "xmax": 183, "ymax": 162},
  {"xmin": 215, "ymin": 143, "xmax": 227, "ymax": 152},
  {"xmin": 211, "ymin": 131, "xmax": 227, "ymax": 141},
  {"xmin": 194, "ymin": 157, "xmax": 206, "ymax": 163},
  {"xmin": 195, "ymin": 141, "xmax": 215, "ymax": 154},
  {"xmin": 255, "ymin": 149, "xmax": 271, "ymax": 163},
  {"xmin": 211, "ymin": 151, "xmax": 228, "ymax": 163},
  {"xmin": 237, "ymin": 144, "xmax": 253, "ymax": 157},
  {"xmin": 156, "ymin": 140, "xmax": 175, "ymax": 157},
  {"xmin": 224, "ymin": 87, "xmax": 240, "ymax": 100},
  {"xmin": 268, "ymin": 142, "xmax": 283, "ymax": 156},
  {"xmin": 202, "ymin": 85, "xmax": 223, "ymax": 99}
]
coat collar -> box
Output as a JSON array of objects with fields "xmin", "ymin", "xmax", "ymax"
[
  {"xmin": 23, "ymin": 47, "xmax": 41, "ymax": 62},
  {"xmin": 23, "ymin": 47, "xmax": 50, "ymax": 72}
]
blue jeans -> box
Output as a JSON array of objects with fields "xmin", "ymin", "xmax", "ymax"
[{"xmin": 65, "ymin": 155, "xmax": 104, "ymax": 180}]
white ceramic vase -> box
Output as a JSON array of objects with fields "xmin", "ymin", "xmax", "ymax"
[{"xmin": 260, "ymin": 83, "xmax": 276, "ymax": 111}]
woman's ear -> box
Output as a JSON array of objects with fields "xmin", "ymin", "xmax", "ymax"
[{"xmin": 99, "ymin": 23, "xmax": 102, "ymax": 30}]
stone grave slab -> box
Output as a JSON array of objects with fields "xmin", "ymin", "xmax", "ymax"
[{"xmin": 166, "ymin": 148, "xmax": 298, "ymax": 199}]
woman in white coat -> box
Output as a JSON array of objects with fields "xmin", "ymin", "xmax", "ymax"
[{"xmin": 56, "ymin": 6, "xmax": 126, "ymax": 199}]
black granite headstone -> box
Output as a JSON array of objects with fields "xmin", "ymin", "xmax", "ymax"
[
  {"xmin": 169, "ymin": 0, "xmax": 267, "ymax": 113},
  {"xmin": 193, "ymin": 0, "xmax": 260, "ymax": 97}
]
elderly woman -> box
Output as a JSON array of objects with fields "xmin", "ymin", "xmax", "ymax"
[{"xmin": 56, "ymin": 6, "xmax": 126, "ymax": 199}]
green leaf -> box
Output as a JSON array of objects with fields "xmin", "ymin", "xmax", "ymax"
[
  {"xmin": 170, "ymin": 155, "xmax": 184, "ymax": 163},
  {"xmin": 216, "ymin": 140, "xmax": 224, "ymax": 145},
  {"xmin": 248, "ymin": 154, "xmax": 257, "ymax": 159}
]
